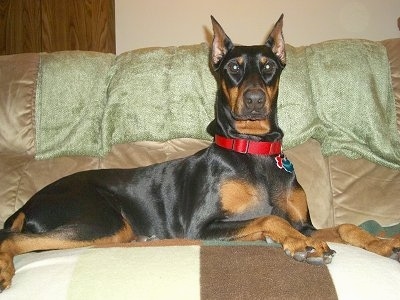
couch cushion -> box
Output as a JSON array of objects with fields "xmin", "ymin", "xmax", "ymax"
[
  {"xmin": 329, "ymin": 155, "xmax": 400, "ymax": 226},
  {"xmin": 100, "ymin": 138, "xmax": 211, "ymax": 169},
  {"xmin": 0, "ymin": 154, "xmax": 32, "ymax": 224},
  {"xmin": 0, "ymin": 154, "xmax": 100, "ymax": 227},
  {"xmin": 285, "ymin": 139, "xmax": 334, "ymax": 229},
  {"xmin": 0, "ymin": 53, "xmax": 38, "ymax": 155}
]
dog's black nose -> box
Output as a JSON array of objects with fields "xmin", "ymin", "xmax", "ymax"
[{"xmin": 244, "ymin": 89, "xmax": 266, "ymax": 111}]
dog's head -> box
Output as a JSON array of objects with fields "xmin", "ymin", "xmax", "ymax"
[{"xmin": 210, "ymin": 15, "xmax": 285, "ymax": 140}]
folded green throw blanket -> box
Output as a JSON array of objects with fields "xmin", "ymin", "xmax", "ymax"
[
  {"xmin": 279, "ymin": 40, "xmax": 400, "ymax": 169},
  {"xmin": 35, "ymin": 41, "xmax": 400, "ymax": 169},
  {"xmin": 36, "ymin": 51, "xmax": 115, "ymax": 157},
  {"xmin": 103, "ymin": 44, "xmax": 216, "ymax": 146}
]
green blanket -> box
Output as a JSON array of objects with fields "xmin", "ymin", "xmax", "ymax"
[
  {"xmin": 35, "ymin": 41, "xmax": 400, "ymax": 169},
  {"xmin": 279, "ymin": 40, "xmax": 400, "ymax": 169},
  {"xmin": 103, "ymin": 44, "xmax": 215, "ymax": 146},
  {"xmin": 36, "ymin": 51, "xmax": 115, "ymax": 157}
]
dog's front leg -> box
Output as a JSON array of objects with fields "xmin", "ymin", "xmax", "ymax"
[{"xmin": 201, "ymin": 215, "xmax": 335, "ymax": 265}]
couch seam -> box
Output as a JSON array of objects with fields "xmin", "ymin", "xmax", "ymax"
[{"xmin": 326, "ymin": 156, "xmax": 336, "ymax": 227}]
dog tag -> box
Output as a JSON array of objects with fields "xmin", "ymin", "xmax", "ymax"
[{"xmin": 275, "ymin": 154, "xmax": 294, "ymax": 173}]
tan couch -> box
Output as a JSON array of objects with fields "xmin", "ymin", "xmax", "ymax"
[{"xmin": 1, "ymin": 39, "xmax": 400, "ymax": 299}]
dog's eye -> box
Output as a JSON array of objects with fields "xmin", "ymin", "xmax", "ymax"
[
  {"xmin": 227, "ymin": 61, "xmax": 240, "ymax": 74},
  {"xmin": 263, "ymin": 62, "xmax": 275, "ymax": 73}
]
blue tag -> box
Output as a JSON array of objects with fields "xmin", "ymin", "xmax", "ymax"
[{"xmin": 275, "ymin": 154, "xmax": 294, "ymax": 173}]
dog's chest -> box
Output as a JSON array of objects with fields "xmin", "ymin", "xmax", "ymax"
[
  {"xmin": 216, "ymin": 157, "xmax": 286, "ymax": 221},
  {"xmin": 220, "ymin": 177, "xmax": 277, "ymax": 220}
]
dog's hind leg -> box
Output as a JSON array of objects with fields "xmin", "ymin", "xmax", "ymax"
[
  {"xmin": 0, "ymin": 217, "xmax": 135, "ymax": 291},
  {"xmin": 312, "ymin": 224, "xmax": 400, "ymax": 261}
]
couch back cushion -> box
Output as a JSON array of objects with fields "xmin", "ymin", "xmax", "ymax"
[
  {"xmin": 327, "ymin": 39, "xmax": 400, "ymax": 227},
  {"xmin": 0, "ymin": 53, "xmax": 39, "ymax": 155},
  {"xmin": 329, "ymin": 155, "xmax": 400, "ymax": 227}
]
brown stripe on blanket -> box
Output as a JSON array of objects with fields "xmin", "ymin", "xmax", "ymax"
[{"xmin": 200, "ymin": 245, "xmax": 338, "ymax": 300}]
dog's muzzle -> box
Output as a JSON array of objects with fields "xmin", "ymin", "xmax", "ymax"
[{"xmin": 241, "ymin": 88, "xmax": 267, "ymax": 119}]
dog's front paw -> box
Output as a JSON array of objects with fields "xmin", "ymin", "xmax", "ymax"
[
  {"xmin": 0, "ymin": 252, "xmax": 15, "ymax": 292},
  {"xmin": 282, "ymin": 237, "xmax": 335, "ymax": 265}
]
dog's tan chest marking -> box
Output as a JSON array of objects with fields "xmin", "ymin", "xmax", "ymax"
[{"xmin": 220, "ymin": 179, "xmax": 259, "ymax": 214}]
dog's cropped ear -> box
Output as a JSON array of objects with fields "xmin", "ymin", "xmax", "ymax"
[
  {"xmin": 211, "ymin": 16, "xmax": 234, "ymax": 70},
  {"xmin": 266, "ymin": 14, "xmax": 286, "ymax": 66}
]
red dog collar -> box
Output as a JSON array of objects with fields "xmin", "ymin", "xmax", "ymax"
[{"xmin": 214, "ymin": 135, "xmax": 282, "ymax": 155}]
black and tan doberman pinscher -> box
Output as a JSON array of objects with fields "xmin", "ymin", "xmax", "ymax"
[{"xmin": 1, "ymin": 15, "xmax": 399, "ymax": 291}]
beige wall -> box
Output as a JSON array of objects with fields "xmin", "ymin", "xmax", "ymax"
[{"xmin": 115, "ymin": 0, "xmax": 400, "ymax": 54}]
